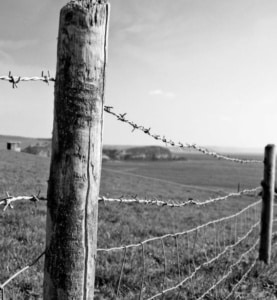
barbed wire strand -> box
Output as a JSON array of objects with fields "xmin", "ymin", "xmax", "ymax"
[
  {"xmin": 0, "ymin": 71, "xmax": 55, "ymax": 88},
  {"xmin": 97, "ymin": 200, "xmax": 261, "ymax": 252},
  {"xmin": 0, "ymin": 73, "xmax": 263, "ymax": 163},
  {"xmin": 99, "ymin": 187, "xmax": 261, "ymax": 208},
  {"xmin": 0, "ymin": 192, "xmax": 40, "ymax": 211},
  {"xmin": 146, "ymin": 222, "xmax": 260, "ymax": 300},
  {"xmin": 0, "ymin": 62, "xmax": 269, "ymax": 298},
  {"xmin": 1, "ymin": 186, "xmax": 261, "ymax": 211},
  {"xmin": 103, "ymin": 106, "xmax": 263, "ymax": 164}
]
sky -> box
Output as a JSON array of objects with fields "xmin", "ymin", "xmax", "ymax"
[{"xmin": 0, "ymin": 0, "xmax": 277, "ymax": 151}]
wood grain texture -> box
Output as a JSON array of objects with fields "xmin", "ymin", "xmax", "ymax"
[{"xmin": 43, "ymin": 1, "xmax": 109, "ymax": 299}]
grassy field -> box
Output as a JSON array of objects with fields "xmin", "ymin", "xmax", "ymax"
[{"xmin": 1, "ymin": 149, "xmax": 277, "ymax": 299}]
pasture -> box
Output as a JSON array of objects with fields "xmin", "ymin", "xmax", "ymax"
[{"xmin": 1, "ymin": 149, "xmax": 277, "ymax": 299}]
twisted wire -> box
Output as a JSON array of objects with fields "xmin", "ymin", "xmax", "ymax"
[
  {"xmin": 104, "ymin": 106, "xmax": 263, "ymax": 164},
  {"xmin": 0, "ymin": 71, "xmax": 55, "ymax": 88},
  {"xmin": 99, "ymin": 187, "xmax": 261, "ymax": 208},
  {"xmin": 1, "ymin": 186, "xmax": 260, "ymax": 211},
  {"xmin": 146, "ymin": 222, "xmax": 260, "ymax": 300},
  {"xmin": 97, "ymin": 200, "xmax": 261, "ymax": 252},
  {"xmin": 0, "ymin": 192, "xmax": 40, "ymax": 211}
]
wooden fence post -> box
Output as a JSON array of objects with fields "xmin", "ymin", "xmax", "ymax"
[
  {"xmin": 43, "ymin": 1, "xmax": 110, "ymax": 299},
  {"xmin": 259, "ymin": 144, "xmax": 276, "ymax": 264}
]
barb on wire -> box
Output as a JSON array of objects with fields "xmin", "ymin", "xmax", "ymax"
[
  {"xmin": 0, "ymin": 192, "xmax": 41, "ymax": 211},
  {"xmin": 103, "ymin": 106, "xmax": 263, "ymax": 164},
  {"xmin": 99, "ymin": 187, "xmax": 261, "ymax": 208},
  {"xmin": 146, "ymin": 223, "xmax": 260, "ymax": 300},
  {"xmin": 97, "ymin": 200, "xmax": 261, "ymax": 252},
  {"xmin": 0, "ymin": 71, "xmax": 55, "ymax": 88}
]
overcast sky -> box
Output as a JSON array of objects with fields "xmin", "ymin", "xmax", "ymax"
[{"xmin": 0, "ymin": 0, "xmax": 277, "ymax": 150}]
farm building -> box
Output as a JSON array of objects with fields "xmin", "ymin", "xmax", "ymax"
[{"xmin": 7, "ymin": 141, "xmax": 21, "ymax": 152}]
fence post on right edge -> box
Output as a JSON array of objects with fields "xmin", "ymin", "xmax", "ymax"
[{"xmin": 259, "ymin": 144, "xmax": 276, "ymax": 264}]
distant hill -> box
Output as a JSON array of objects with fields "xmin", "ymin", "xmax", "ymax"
[
  {"xmin": 22, "ymin": 142, "xmax": 52, "ymax": 157},
  {"xmin": 118, "ymin": 146, "xmax": 172, "ymax": 161},
  {"xmin": 0, "ymin": 134, "xmax": 263, "ymax": 161},
  {"xmin": 1, "ymin": 135, "xmax": 173, "ymax": 161},
  {"xmin": 0, "ymin": 135, "xmax": 51, "ymax": 151}
]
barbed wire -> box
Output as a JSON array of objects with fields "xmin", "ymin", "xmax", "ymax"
[
  {"xmin": 0, "ymin": 71, "xmax": 55, "ymax": 88},
  {"xmin": 98, "ymin": 200, "xmax": 261, "ymax": 252},
  {"xmin": 0, "ymin": 192, "xmax": 41, "ymax": 211},
  {"xmin": 99, "ymin": 187, "xmax": 261, "ymax": 208},
  {"xmin": 1, "ymin": 186, "xmax": 260, "ymax": 212},
  {"xmin": 104, "ymin": 106, "xmax": 263, "ymax": 164},
  {"xmin": 0, "ymin": 73, "xmax": 263, "ymax": 164},
  {"xmin": 0, "ymin": 71, "xmax": 268, "ymax": 299},
  {"xmin": 146, "ymin": 222, "xmax": 260, "ymax": 299}
]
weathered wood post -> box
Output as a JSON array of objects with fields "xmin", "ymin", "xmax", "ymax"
[
  {"xmin": 43, "ymin": 1, "xmax": 110, "ymax": 299},
  {"xmin": 259, "ymin": 144, "xmax": 276, "ymax": 264}
]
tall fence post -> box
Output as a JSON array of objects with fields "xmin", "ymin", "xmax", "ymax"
[
  {"xmin": 259, "ymin": 144, "xmax": 276, "ymax": 264},
  {"xmin": 43, "ymin": 1, "xmax": 110, "ymax": 299}
]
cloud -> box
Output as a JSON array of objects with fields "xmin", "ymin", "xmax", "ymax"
[{"xmin": 149, "ymin": 89, "xmax": 176, "ymax": 98}]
